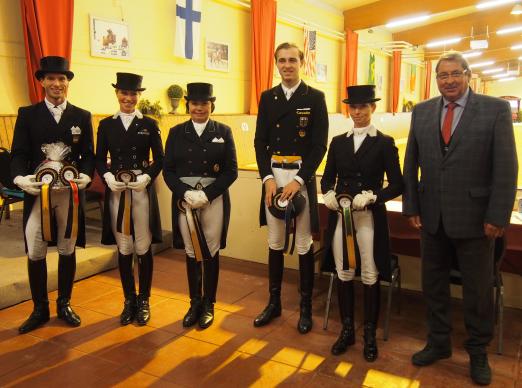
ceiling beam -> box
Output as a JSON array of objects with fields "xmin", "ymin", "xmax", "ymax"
[{"xmin": 344, "ymin": 0, "xmax": 478, "ymax": 31}]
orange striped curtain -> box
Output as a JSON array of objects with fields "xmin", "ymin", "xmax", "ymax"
[
  {"xmin": 249, "ymin": 0, "xmax": 277, "ymax": 115},
  {"xmin": 391, "ymin": 51, "xmax": 401, "ymax": 115},
  {"xmin": 342, "ymin": 29, "xmax": 358, "ymax": 115},
  {"xmin": 423, "ymin": 60, "xmax": 432, "ymax": 100},
  {"xmin": 20, "ymin": 0, "xmax": 74, "ymax": 104}
]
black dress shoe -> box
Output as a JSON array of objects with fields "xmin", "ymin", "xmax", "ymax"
[
  {"xmin": 136, "ymin": 295, "xmax": 150, "ymax": 326},
  {"xmin": 57, "ymin": 300, "xmax": 81, "ymax": 327},
  {"xmin": 331, "ymin": 318, "xmax": 355, "ymax": 355},
  {"xmin": 253, "ymin": 302, "xmax": 281, "ymax": 327},
  {"xmin": 120, "ymin": 295, "xmax": 137, "ymax": 326},
  {"xmin": 297, "ymin": 302, "xmax": 312, "ymax": 334},
  {"xmin": 199, "ymin": 300, "xmax": 214, "ymax": 329},
  {"xmin": 412, "ymin": 343, "xmax": 452, "ymax": 366},
  {"xmin": 183, "ymin": 300, "xmax": 202, "ymax": 328},
  {"xmin": 18, "ymin": 306, "xmax": 50, "ymax": 334},
  {"xmin": 470, "ymin": 353, "xmax": 491, "ymax": 386}
]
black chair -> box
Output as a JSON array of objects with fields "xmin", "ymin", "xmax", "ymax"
[
  {"xmin": 0, "ymin": 147, "xmax": 24, "ymax": 223},
  {"xmin": 322, "ymin": 253, "xmax": 401, "ymax": 341},
  {"xmin": 449, "ymin": 236, "xmax": 505, "ymax": 354}
]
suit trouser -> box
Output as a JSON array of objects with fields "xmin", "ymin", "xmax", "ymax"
[
  {"xmin": 26, "ymin": 191, "xmax": 76, "ymax": 260},
  {"xmin": 178, "ymin": 195, "xmax": 224, "ymax": 258},
  {"xmin": 421, "ymin": 221, "xmax": 494, "ymax": 355},
  {"xmin": 109, "ymin": 189, "xmax": 152, "ymax": 256},
  {"xmin": 331, "ymin": 209, "xmax": 378, "ymax": 285},
  {"xmin": 265, "ymin": 166, "xmax": 312, "ymax": 255}
]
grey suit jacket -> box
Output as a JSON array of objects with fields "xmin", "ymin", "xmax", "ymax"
[{"xmin": 402, "ymin": 89, "xmax": 518, "ymax": 238}]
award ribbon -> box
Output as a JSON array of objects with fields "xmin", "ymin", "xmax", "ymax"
[
  {"xmin": 64, "ymin": 180, "xmax": 79, "ymax": 240},
  {"xmin": 116, "ymin": 189, "xmax": 133, "ymax": 236},
  {"xmin": 40, "ymin": 183, "xmax": 55, "ymax": 242},
  {"xmin": 338, "ymin": 194, "xmax": 357, "ymax": 271},
  {"xmin": 182, "ymin": 201, "xmax": 212, "ymax": 262}
]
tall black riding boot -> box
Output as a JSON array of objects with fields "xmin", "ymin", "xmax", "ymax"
[
  {"xmin": 183, "ymin": 255, "xmax": 202, "ymax": 327},
  {"xmin": 57, "ymin": 252, "xmax": 81, "ymax": 327},
  {"xmin": 331, "ymin": 279, "xmax": 355, "ymax": 355},
  {"xmin": 19, "ymin": 259, "xmax": 50, "ymax": 334},
  {"xmin": 136, "ymin": 248, "xmax": 153, "ymax": 325},
  {"xmin": 118, "ymin": 252, "xmax": 136, "ymax": 325},
  {"xmin": 199, "ymin": 252, "xmax": 220, "ymax": 329},
  {"xmin": 254, "ymin": 248, "xmax": 284, "ymax": 327},
  {"xmin": 297, "ymin": 247, "xmax": 315, "ymax": 334},
  {"xmin": 363, "ymin": 282, "xmax": 381, "ymax": 362}
]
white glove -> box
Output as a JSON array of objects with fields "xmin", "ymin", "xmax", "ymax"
[
  {"xmin": 323, "ymin": 190, "xmax": 339, "ymax": 211},
  {"xmin": 14, "ymin": 175, "xmax": 43, "ymax": 196},
  {"xmin": 127, "ymin": 174, "xmax": 151, "ymax": 192},
  {"xmin": 184, "ymin": 189, "xmax": 209, "ymax": 209},
  {"xmin": 103, "ymin": 172, "xmax": 126, "ymax": 193},
  {"xmin": 71, "ymin": 173, "xmax": 91, "ymax": 190},
  {"xmin": 352, "ymin": 190, "xmax": 377, "ymax": 210}
]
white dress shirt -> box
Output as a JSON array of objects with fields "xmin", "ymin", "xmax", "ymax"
[{"xmin": 44, "ymin": 98, "xmax": 67, "ymax": 123}]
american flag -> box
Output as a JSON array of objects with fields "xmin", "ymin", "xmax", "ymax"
[{"xmin": 303, "ymin": 27, "xmax": 316, "ymax": 78}]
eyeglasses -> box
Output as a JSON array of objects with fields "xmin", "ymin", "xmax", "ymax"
[{"xmin": 436, "ymin": 70, "xmax": 468, "ymax": 81}]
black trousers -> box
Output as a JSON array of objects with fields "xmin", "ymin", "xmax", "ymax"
[{"xmin": 420, "ymin": 221, "xmax": 494, "ymax": 355}]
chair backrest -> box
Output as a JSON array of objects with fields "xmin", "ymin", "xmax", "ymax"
[{"xmin": 0, "ymin": 148, "xmax": 15, "ymax": 189}]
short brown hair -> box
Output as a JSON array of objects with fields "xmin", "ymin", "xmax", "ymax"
[
  {"xmin": 274, "ymin": 42, "xmax": 304, "ymax": 62},
  {"xmin": 435, "ymin": 51, "xmax": 471, "ymax": 74}
]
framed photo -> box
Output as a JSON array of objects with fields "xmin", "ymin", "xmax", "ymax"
[
  {"xmin": 90, "ymin": 16, "xmax": 131, "ymax": 60},
  {"xmin": 205, "ymin": 40, "xmax": 229, "ymax": 72},
  {"xmin": 316, "ymin": 63, "xmax": 327, "ymax": 82}
]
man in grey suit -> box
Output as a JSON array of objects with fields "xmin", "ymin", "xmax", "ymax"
[{"xmin": 403, "ymin": 51, "xmax": 518, "ymax": 386}]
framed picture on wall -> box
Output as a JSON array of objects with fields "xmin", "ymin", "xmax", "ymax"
[
  {"xmin": 316, "ymin": 63, "xmax": 327, "ymax": 82},
  {"xmin": 90, "ymin": 16, "xmax": 131, "ymax": 60},
  {"xmin": 205, "ymin": 40, "xmax": 229, "ymax": 72}
]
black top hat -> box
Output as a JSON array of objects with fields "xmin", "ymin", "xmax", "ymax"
[
  {"xmin": 34, "ymin": 56, "xmax": 74, "ymax": 80},
  {"xmin": 112, "ymin": 72, "xmax": 146, "ymax": 91},
  {"xmin": 342, "ymin": 85, "xmax": 381, "ymax": 104},
  {"xmin": 185, "ymin": 83, "xmax": 216, "ymax": 102}
]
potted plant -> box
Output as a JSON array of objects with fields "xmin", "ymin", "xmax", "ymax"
[
  {"xmin": 137, "ymin": 99, "xmax": 163, "ymax": 119},
  {"xmin": 167, "ymin": 84, "xmax": 184, "ymax": 114}
]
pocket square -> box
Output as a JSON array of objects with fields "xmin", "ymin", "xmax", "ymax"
[{"xmin": 211, "ymin": 137, "xmax": 225, "ymax": 143}]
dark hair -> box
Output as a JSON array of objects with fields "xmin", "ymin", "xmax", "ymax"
[
  {"xmin": 274, "ymin": 42, "xmax": 304, "ymax": 62},
  {"xmin": 186, "ymin": 100, "xmax": 215, "ymax": 114},
  {"xmin": 435, "ymin": 51, "xmax": 471, "ymax": 74}
]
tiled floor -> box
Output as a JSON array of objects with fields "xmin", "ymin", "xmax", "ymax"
[{"xmin": 0, "ymin": 249, "xmax": 520, "ymax": 387}]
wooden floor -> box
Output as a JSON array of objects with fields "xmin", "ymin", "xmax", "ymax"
[{"xmin": 0, "ymin": 249, "xmax": 520, "ymax": 387}]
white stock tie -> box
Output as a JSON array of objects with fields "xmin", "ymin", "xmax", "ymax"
[{"xmin": 50, "ymin": 106, "xmax": 62, "ymax": 123}]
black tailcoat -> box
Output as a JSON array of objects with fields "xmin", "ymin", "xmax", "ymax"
[
  {"xmin": 10, "ymin": 101, "xmax": 95, "ymax": 250},
  {"xmin": 163, "ymin": 119, "xmax": 238, "ymax": 249},
  {"xmin": 254, "ymin": 82, "xmax": 329, "ymax": 232},
  {"xmin": 95, "ymin": 114, "xmax": 164, "ymax": 245},
  {"xmin": 320, "ymin": 130, "xmax": 403, "ymax": 281}
]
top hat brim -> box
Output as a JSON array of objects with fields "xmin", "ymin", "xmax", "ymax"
[
  {"xmin": 111, "ymin": 83, "xmax": 146, "ymax": 92},
  {"xmin": 184, "ymin": 95, "xmax": 216, "ymax": 102},
  {"xmin": 342, "ymin": 97, "xmax": 381, "ymax": 104},
  {"xmin": 35, "ymin": 69, "xmax": 74, "ymax": 80}
]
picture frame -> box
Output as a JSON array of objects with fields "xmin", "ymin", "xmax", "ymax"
[
  {"xmin": 205, "ymin": 40, "xmax": 229, "ymax": 72},
  {"xmin": 90, "ymin": 16, "xmax": 131, "ymax": 60},
  {"xmin": 316, "ymin": 63, "xmax": 327, "ymax": 82}
]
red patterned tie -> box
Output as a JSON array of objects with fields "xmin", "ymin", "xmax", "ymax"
[{"xmin": 441, "ymin": 102, "xmax": 457, "ymax": 145}]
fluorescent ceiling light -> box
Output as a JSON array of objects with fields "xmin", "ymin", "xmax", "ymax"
[
  {"xmin": 462, "ymin": 51, "xmax": 483, "ymax": 58},
  {"xmin": 426, "ymin": 37, "xmax": 462, "ymax": 48},
  {"xmin": 497, "ymin": 25, "xmax": 522, "ymax": 34},
  {"xmin": 482, "ymin": 67, "xmax": 504, "ymax": 74},
  {"xmin": 469, "ymin": 60, "xmax": 495, "ymax": 68},
  {"xmin": 519, "ymin": 56, "xmax": 522, "ymax": 60},
  {"xmin": 511, "ymin": 43, "xmax": 522, "ymax": 50},
  {"xmin": 511, "ymin": 4, "xmax": 522, "ymax": 14},
  {"xmin": 493, "ymin": 73, "xmax": 510, "ymax": 78},
  {"xmin": 477, "ymin": 0, "xmax": 518, "ymax": 10},
  {"xmin": 499, "ymin": 77, "xmax": 516, "ymax": 82},
  {"xmin": 386, "ymin": 15, "xmax": 431, "ymax": 28}
]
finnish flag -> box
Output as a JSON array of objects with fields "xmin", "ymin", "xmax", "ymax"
[{"xmin": 175, "ymin": 0, "xmax": 201, "ymax": 60}]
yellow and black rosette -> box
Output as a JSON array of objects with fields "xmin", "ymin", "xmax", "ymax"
[
  {"xmin": 116, "ymin": 170, "xmax": 137, "ymax": 236},
  {"xmin": 64, "ymin": 180, "xmax": 80, "ymax": 240},
  {"xmin": 40, "ymin": 183, "xmax": 55, "ymax": 242},
  {"xmin": 337, "ymin": 193, "xmax": 357, "ymax": 271},
  {"xmin": 59, "ymin": 165, "xmax": 79, "ymax": 186},
  {"xmin": 36, "ymin": 167, "xmax": 58, "ymax": 187}
]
